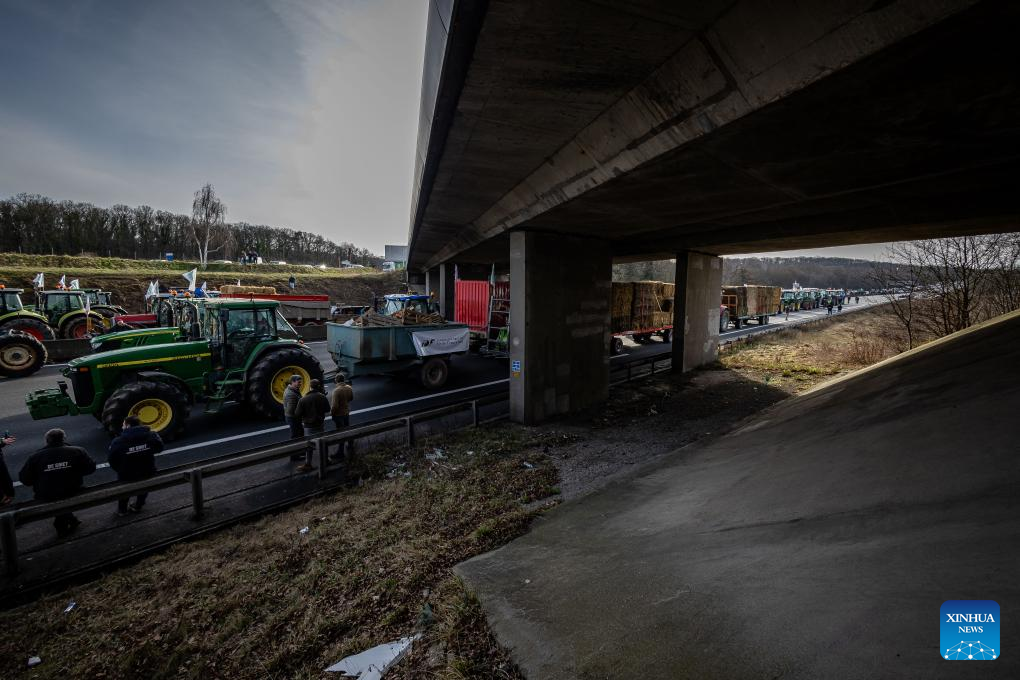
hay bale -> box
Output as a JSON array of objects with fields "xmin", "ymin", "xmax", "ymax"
[
  {"xmin": 611, "ymin": 282, "xmax": 633, "ymax": 333},
  {"xmin": 220, "ymin": 284, "xmax": 277, "ymax": 295}
]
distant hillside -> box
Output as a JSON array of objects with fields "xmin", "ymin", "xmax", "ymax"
[{"xmin": 614, "ymin": 256, "xmax": 894, "ymax": 289}]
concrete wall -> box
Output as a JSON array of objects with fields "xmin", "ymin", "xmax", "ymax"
[
  {"xmin": 672, "ymin": 252, "xmax": 723, "ymax": 372},
  {"xmin": 509, "ymin": 231, "xmax": 611, "ymax": 424}
]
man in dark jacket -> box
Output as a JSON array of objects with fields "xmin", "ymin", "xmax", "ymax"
[
  {"xmin": 283, "ymin": 374, "xmax": 304, "ymax": 440},
  {"xmin": 294, "ymin": 378, "xmax": 330, "ymax": 472},
  {"xmin": 108, "ymin": 415, "xmax": 163, "ymax": 516},
  {"xmin": 18, "ymin": 429, "xmax": 96, "ymax": 536}
]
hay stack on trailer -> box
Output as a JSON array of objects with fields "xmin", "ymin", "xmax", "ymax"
[
  {"xmin": 611, "ymin": 283, "xmax": 634, "ymax": 332},
  {"xmin": 721, "ymin": 284, "xmax": 782, "ymax": 322},
  {"xmin": 219, "ymin": 284, "xmax": 277, "ymax": 296}
]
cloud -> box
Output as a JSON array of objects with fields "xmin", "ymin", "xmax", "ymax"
[{"xmin": 0, "ymin": 0, "xmax": 428, "ymax": 253}]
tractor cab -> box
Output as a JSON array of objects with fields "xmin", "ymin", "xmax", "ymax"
[
  {"xmin": 34, "ymin": 290, "xmax": 108, "ymax": 338},
  {"xmin": 37, "ymin": 289, "xmax": 86, "ymax": 320},
  {"xmin": 1, "ymin": 286, "xmax": 25, "ymax": 314},
  {"xmin": 377, "ymin": 294, "xmax": 439, "ymax": 317},
  {"xmin": 82, "ymin": 288, "xmax": 127, "ymax": 314},
  {"xmin": 0, "ymin": 286, "xmax": 55, "ymax": 341}
]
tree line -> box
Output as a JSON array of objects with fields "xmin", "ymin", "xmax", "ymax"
[{"xmin": 0, "ymin": 191, "xmax": 382, "ymax": 267}]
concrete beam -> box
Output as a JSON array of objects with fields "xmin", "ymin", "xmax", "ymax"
[
  {"xmin": 509, "ymin": 231, "xmax": 611, "ymax": 424},
  {"xmin": 672, "ymin": 252, "xmax": 723, "ymax": 373}
]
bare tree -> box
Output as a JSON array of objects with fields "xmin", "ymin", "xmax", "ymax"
[
  {"xmin": 984, "ymin": 232, "xmax": 1020, "ymax": 317},
  {"xmin": 873, "ymin": 244, "xmax": 923, "ymax": 349},
  {"xmin": 190, "ymin": 183, "xmax": 227, "ymax": 266}
]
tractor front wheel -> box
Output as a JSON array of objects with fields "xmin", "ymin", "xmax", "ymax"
[
  {"xmin": 245, "ymin": 348, "xmax": 324, "ymax": 420},
  {"xmin": 0, "ymin": 332, "xmax": 48, "ymax": 378},
  {"xmin": 0, "ymin": 317, "xmax": 55, "ymax": 342},
  {"xmin": 102, "ymin": 381, "xmax": 189, "ymax": 439}
]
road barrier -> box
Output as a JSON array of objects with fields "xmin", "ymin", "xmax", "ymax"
[{"xmin": 0, "ymin": 392, "xmax": 509, "ymax": 577}]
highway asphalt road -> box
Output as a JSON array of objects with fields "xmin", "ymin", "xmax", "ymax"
[{"xmin": 0, "ymin": 298, "xmax": 885, "ymax": 500}]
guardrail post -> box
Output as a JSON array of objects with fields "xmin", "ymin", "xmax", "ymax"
[
  {"xmin": 189, "ymin": 469, "xmax": 204, "ymax": 519},
  {"xmin": 471, "ymin": 400, "xmax": 479, "ymax": 427},
  {"xmin": 1, "ymin": 513, "xmax": 18, "ymax": 577},
  {"xmin": 405, "ymin": 417, "xmax": 415, "ymax": 447},
  {"xmin": 316, "ymin": 439, "xmax": 328, "ymax": 480}
]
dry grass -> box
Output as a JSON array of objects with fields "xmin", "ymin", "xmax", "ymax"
[
  {"xmin": 719, "ymin": 306, "xmax": 909, "ymax": 393},
  {"xmin": 0, "ymin": 426, "xmax": 564, "ymax": 679}
]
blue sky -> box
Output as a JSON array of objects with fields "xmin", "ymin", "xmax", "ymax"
[
  {"xmin": 0, "ymin": 0, "xmax": 427, "ymax": 253},
  {"xmin": 0, "ymin": 1, "xmax": 889, "ymax": 260}
]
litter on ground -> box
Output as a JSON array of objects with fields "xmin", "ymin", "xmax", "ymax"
[{"xmin": 325, "ymin": 634, "xmax": 421, "ymax": 678}]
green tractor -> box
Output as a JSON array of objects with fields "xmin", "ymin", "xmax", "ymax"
[
  {"xmin": 82, "ymin": 288, "xmax": 128, "ymax": 321},
  {"xmin": 89, "ymin": 296, "xmax": 299, "ymax": 353},
  {"xmin": 26, "ymin": 299, "xmax": 323, "ymax": 438},
  {"xmin": 24, "ymin": 290, "xmax": 108, "ymax": 339},
  {"xmin": 0, "ymin": 287, "xmax": 56, "ymax": 341}
]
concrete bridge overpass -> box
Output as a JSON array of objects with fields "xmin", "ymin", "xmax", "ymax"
[{"xmin": 407, "ymin": 0, "xmax": 1019, "ymax": 423}]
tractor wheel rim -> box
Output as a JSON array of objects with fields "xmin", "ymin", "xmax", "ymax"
[
  {"xmin": 13, "ymin": 325, "xmax": 46, "ymax": 342},
  {"xmin": 271, "ymin": 366, "xmax": 312, "ymax": 403},
  {"xmin": 1, "ymin": 344, "xmax": 34, "ymax": 368},
  {"xmin": 70, "ymin": 323, "xmax": 89, "ymax": 339},
  {"xmin": 129, "ymin": 398, "xmax": 173, "ymax": 432},
  {"xmin": 426, "ymin": 364, "xmax": 443, "ymax": 382}
]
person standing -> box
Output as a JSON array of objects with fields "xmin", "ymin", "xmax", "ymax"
[
  {"xmin": 330, "ymin": 376, "xmax": 354, "ymax": 431},
  {"xmin": 294, "ymin": 379, "xmax": 330, "ymax": 473},
  {"xmin": 18, "ymin": 429, "xmax": 96, "ymax": 536},
  {"xmin": 107, "ymin": 416, "xmax": 163, "ymax": 516},
  {"xmin": 0, "ymin": 431, "xmax": 16, "ymax": 506},
  {"xmin": 283, "ymin": 374, "xmax": 304, "ymax": 440},
  {"xmin": 288, "ymin": 275, "xmax": 296, "ymax": 290},
  {"xmin": 827, "ymin": 299, "xmax": 834, "ymax": 316}
]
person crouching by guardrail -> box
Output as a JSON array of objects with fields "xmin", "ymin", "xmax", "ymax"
[
  {"xmin": 294, "ymin": 378, "xmax": 330, "ymax": 473},
  {"xmin": 108, "ymin": 416, "xmax": 163, "ymax": 516},
  {"xmin": 18, "ymin": 429, "xmax": 97, "ymax": 537},
  {"xmin": 1, "ymin": 431, "xmax": 16, "ymax": 506}
]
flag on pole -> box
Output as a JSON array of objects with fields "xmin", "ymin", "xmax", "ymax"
[
  {"xmin": 84, "ymin": 294, "xmax": 92, "ymax": 334},
  {"xmin": 32, "ymin": 272, "xmax": 44, "ymax": 288},
  {"xmin": 144, "ymin": 281, "xmax": 158, "ymax": 300},
  {"xmin": 237, "ymin": 279, "xmax": 241, "ymax": 286},
  {"xmin": 489, "ymin": 264, "xmax": 496, "ymax": 286},
  {"xmin": 58, "ymin": 274, "xmax": 66, "ymax": 289},
  {"xmin": 69, "ymin": 279, "xmax": 80, "ymax": 290},
  {"xmin": 182, "ymin": 268, "xmax": 198, "ymax": 292}
]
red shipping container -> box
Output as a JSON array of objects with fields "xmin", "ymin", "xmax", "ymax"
[{"xmin": 455, "ymin": 280, "xmax": 490, "ymax": 332}]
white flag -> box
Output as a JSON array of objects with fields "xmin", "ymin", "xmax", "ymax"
[
  {"xmin": 58, "ymin": 274, "xmax": 66, "ymax": 289},
  {"xmin": 237, "ymin": 279, "xmax": 241, "ymax": 286},
  {"xmin": 69, "ymin": 279, "xmax": 80, "ymax": 290},
  {"xmin": 84, "ymin": 295, "xmax": 90, "ymax": 315},
  {"xmin": 32, "ymin": 272, "xmax": 44, "ymax": 288},
  {"xmin": 182, "ymin": 268, "xmax": 197, "ymax": 292},
  {"xmin": 144, "ymin": 281, "xmax": 157, "ymax": 300},
  {"xmin": 200, "ymin": 281, "xmax": 206, "ymax": 291}
]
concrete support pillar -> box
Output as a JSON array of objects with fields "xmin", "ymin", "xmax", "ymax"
[
  {"xmin": 671, "ymin": 251, "xmax": 723, "ymax": 373},
  {"xmin": 425, "ymin": 267, "xmax": 439, "ymax": 301},
  {"xmin": 509, "ymin": 231, "xmax": 611, "ymax": 424},
  {"xmin": 438, "ymin": 262, "xmax": 455, "ymax": 320}
]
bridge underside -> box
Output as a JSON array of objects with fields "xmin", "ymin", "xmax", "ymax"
[{"xmin": 410, "ymin": 0, "xmax": 1019, "ymax": 422}]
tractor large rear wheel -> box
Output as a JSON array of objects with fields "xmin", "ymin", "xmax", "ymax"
[
  {"xmin": 245, "ymin": 348, "xmax": 324, "ymax": 420},
  {"xmin": 102, "ymin": 381, "xmax": 189, "ymax": 439},
  {"xmin": 62, "ymin": 314, "xmax": 105, "ymax": 339},
  {"xmin": 0, "ymin": 332, "xmax": 48, "ymax": 378},
  {"xmin": 0, "ymin": 317, "xmax": 55, "ymax": 342}
]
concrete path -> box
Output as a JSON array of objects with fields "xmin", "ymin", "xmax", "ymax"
[{"xmin": 457, "ymin": 311, "xmax": 1020, "ymax": 679}]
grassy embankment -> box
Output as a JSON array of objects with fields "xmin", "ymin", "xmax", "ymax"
[
  {"xmin": 0, "ymin": 254, "xmax": 405, "ymax": 312},
  {"xmin": 0, "ymin": 302, "xmax": 914, "ymax": 678},
  {"xmin": 719, "ymin": 304, "xmax": 912, "ymax": 393}
]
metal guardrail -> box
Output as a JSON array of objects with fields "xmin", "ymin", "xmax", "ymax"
[{"xmin": 0, "ymin": 392, "xmax": 509, "ymax": 577}]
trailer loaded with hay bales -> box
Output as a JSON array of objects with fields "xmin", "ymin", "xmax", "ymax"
[
  {"xmin": 719, "ymin": 284, "xmax": 782, "ymax": 331},
  {"xmin": 610, "ymin": 281, "xmax": 675, "ymax": 354}
]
